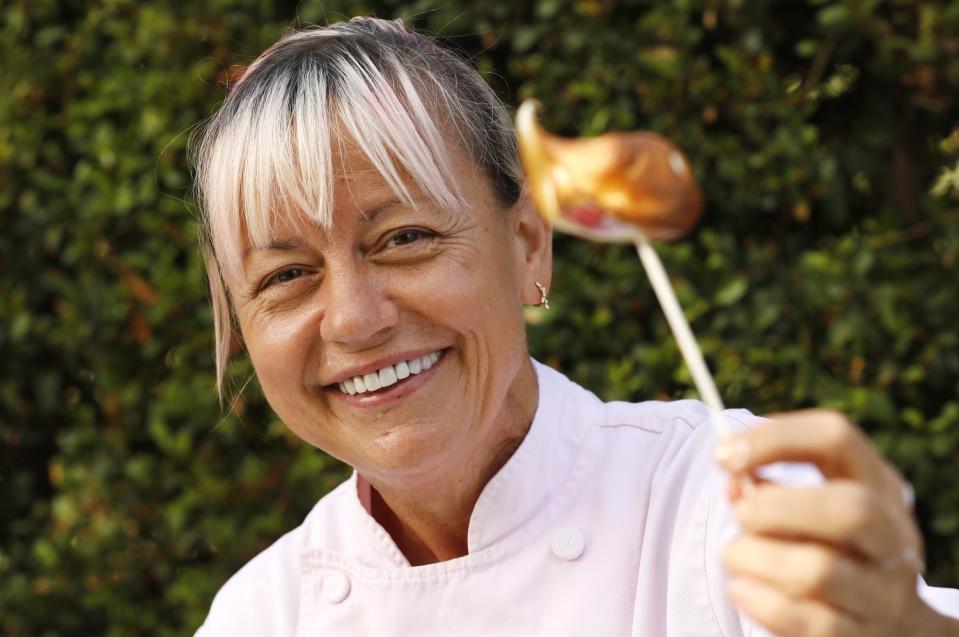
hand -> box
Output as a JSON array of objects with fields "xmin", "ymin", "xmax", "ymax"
[{"xmin": 714, "ymin": 409, "xmax": 950, "ymax": 636}]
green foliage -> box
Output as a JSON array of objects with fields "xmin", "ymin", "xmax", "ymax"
[{"xmin": 2, "ymin": 0, "xmax": 958, "ymax": 633}]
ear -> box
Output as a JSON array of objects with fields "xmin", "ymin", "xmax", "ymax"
[{"xmin": 509, "ymin": 189, "xmax": 553, "ymax": 306}]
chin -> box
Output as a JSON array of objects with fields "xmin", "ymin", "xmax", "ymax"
[{"xmin": 360, "ymin": 424, "xmax": 464, "ymax": 481}]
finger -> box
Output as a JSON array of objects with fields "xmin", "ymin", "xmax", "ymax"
[
  {"xmin": 715, "ymin": 409, "xmax": 905, "ymax": 504},
  {"xmin": 722, "ymin": 534, "xmax": 906, "ymax": 621},
  {"xmin": 728, "ymin": 577, "xmax": 861, "ymax": 637},
  {"xmin": 732, "ymin": 482, "xmax": 914, "ymax": 563},
  {"xmin": 727, "ymin": 472, "xmax": 769, "ymax": 502}
]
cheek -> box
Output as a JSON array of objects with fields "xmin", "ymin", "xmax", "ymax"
[
  {"xmin": 240, "ymin": 303, "xmax": 320, "ymax": 393},
  {"xmin": 411, "ymin": 246, "xmax": 526, "ymax": 367},
  {"xmin": 403, "ymin": 248, "xmax": 521, "ymax": 331}
]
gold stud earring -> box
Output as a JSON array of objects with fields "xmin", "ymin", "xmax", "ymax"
[{"xmin": 535, "ymin": 282, "xmax": 550, "ymax": 309}]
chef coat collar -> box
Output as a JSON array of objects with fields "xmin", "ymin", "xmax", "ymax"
[{"xmin": 346, "ymin": 359, "xmax": 598, "ymax": 566}]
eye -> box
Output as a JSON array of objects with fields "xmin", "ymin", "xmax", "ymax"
[
  {"xmin": 386, "ymin": 228, "xmax": 434, "ymax": 247},
  {"xmin": 261, "ymin": 267, "xmax": 305, "ymax": 291}
]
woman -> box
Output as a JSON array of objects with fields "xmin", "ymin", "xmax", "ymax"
[{"xmin": 192, "ymin": 17, "xmax": 959, "ymax": 636}]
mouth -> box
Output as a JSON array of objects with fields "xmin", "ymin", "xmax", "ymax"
[{"xmin": 332, "ymin": 349, "xmax": 445, "ymax": 396}]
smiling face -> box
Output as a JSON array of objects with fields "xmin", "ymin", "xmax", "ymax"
[{"xmin": 226, "ymin": 144, "xmax": 551, "ymax": 485}]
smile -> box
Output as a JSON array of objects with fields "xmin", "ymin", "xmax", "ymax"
[{"xmin": 337, "ymin": 350, "xmax": 442, "ymax": 395}]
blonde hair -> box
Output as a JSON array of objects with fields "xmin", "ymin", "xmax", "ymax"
[{"xmin": 190, "ymin": 17, "xmax": 522, "ymax": 400}]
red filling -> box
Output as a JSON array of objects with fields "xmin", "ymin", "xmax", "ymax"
[{"xmin": 563, "ymin": 204, "xmax": 607, "ymax": 228}]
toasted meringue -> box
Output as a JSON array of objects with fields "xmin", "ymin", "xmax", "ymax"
[{"xmin": 516, "ymin": 100, "xmax": 703, "ymax": 243}]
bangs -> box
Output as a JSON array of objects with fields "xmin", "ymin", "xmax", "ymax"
[{"xmin": 196, "ymin": 42, "xmax": 468, "ymax": 280}]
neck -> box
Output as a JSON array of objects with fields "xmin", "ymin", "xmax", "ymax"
[{"xmin": 363, "ymin": 358, "xmax": 539, "ymax": 565}]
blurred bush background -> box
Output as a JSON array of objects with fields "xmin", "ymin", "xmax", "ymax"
[{"xmin": 2, "ymin": 0, "xmax": 958, "ymax": 634}]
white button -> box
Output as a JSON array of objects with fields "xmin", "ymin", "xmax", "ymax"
[
  {"xmin": 551, "ymin": 527, "xmax": 586, "ymax": 561},
  {"xmin": 322, "ymin": 571, "xmax": 351, "ymax": 604}
]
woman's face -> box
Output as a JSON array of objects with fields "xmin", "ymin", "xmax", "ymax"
[{"xmin": 228, "ymin": 145, "xmax": 551, "ymax": 485}]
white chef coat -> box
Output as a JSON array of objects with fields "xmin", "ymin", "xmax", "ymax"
[{"xmin": 197, "ymin": 360, "xmax": 959, "ymax": 636}]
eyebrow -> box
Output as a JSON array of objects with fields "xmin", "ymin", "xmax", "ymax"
[
  {"xmin": 242, "ymin": 237, "xmax": 304, "ymax": 258},
  {"xmin": 360, "ymin": 195, "xmax": 433, "ymax": 222}
]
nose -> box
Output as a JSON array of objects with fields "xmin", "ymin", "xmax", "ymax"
[{"xmin": 319, "ymin": 264, "xmax": 399, "ymax": 347}]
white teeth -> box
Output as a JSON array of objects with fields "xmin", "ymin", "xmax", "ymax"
[
  {"xmin": 379, "ymin": 365, "xmax": 398, "ymax": 388},
  {"xmin": 363, "ymin": 372, "xmax": 382, "ymax": 392},
  {"xmin": 337, "ymin": 350, "xmax": 444, "ymax": 394}
]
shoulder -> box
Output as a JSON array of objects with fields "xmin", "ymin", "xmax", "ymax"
[
  {"xmin": 596, "ymin": 392, "xmax": 761, "ymax": 470},
  {"xmin": 194, "ymin": 526, "xmax": 304, "ymax": 636},
  {"xmin": 195, "ymin": 479, "xmax": 354, "ymax": 636},
  {"xmin": 533, "ymin": 358, "xmax": 761, "ymax": 476},
  {"xmin": 592, "ymin": 397, "xmax": 759, "ymax": 506},
  {"xmin": 600, "ymin": 396, "xmax": 758, "ymax": 436},
  {"xmin": 534, "ymin": 358, "xmax": 757, "ymax": 436}
]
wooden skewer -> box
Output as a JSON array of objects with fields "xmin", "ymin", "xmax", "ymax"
[{"xmin": 632, "ymin": 229, "xmax": 754, "ymax": 492}]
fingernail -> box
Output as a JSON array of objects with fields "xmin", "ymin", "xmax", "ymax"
[{"xmin": 714, "ymin": 436, "xmax": 750, "ymax": 471}]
